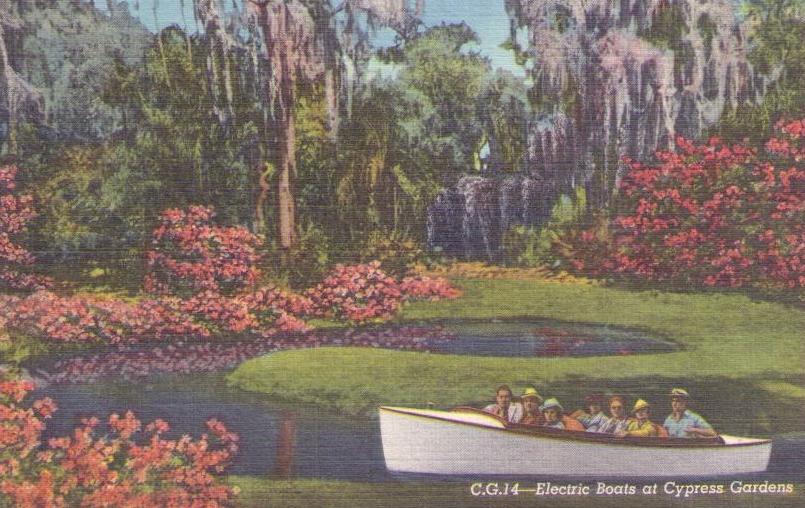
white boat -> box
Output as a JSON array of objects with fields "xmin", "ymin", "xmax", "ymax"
[{"xmin": 379, "ymin": 406, "xmax": 772, "ymax": 477}]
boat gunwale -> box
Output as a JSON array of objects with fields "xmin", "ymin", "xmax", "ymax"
[{"xmin": 380, "ymin": 406, "xmax": 772, "ymax": 449}]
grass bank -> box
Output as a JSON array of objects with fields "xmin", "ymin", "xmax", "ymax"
[{"xmin": 228, "ymin": 279, "xmax": 805, "ymax": 433}]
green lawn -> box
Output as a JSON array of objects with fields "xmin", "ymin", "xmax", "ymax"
[
  {"xmin": 228, "ymin": 279, "xmax": 805, "ymax": 434},
  {"xmin": 229, "ymin": 477, "xmax": 805, "ymax": 508}
]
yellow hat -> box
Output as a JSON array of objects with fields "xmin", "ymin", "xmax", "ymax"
[
  {"xmin": 631, "ymin": 399, "xmax": 651, "ymax": 415},
  {"xmin": 521, "ymin": 387, "xmax": 543, "ymax": 401},
  {"xmin": 669, "ymin": 388, "xmax": 690, "ymax": 399}
]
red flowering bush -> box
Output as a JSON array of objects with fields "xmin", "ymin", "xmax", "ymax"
[
  {"xmin": 400, "ymin": 275, "xmax": 462, "ymax": 301},
  {"xmin": 553, "ymin": 118, "xmax": 805, "ymax": 290},
  {"xmin": 2, "ymin": 286, "xmax": 317, "ymax": 345},
  {"xmin": 0, "ymin": 380, "xmax": 237, "ymax": 507},
  {"xmin": 0, "ymin": 165, "xmax": 52, "ymax": 292},
  {"xmin": 235, "ymin": 286, "xmax": 313, "ymax": 335},
  {"xmin": 144, "ymin": 206, "xmax": 264, "ymax": 296},
  {"xmin": 305, "ymin": 262, "xmax": 404, "ymax": 322}
]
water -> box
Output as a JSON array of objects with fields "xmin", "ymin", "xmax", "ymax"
[
  {"xmin": 29, "ymin": 375, "xmax": 805, "ymax": 482},
  {"xmin": 422, "ymin": 320, "xmax": 677, "ymax": 357},
  {"xmin": 25, "ymin": 320, "xmax": 676, "ymax": 385},
  {"xmin": 32, "ymin": 377, "xmax": 387, "ymax": 480},
  {"xmin": 21, "ymin": 319, "xmax": 803, "ymax": 482}
]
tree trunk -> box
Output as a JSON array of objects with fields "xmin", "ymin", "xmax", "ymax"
[{"xmin": 277, "ymin": 84, "xmax": 297, "ymax": 250}]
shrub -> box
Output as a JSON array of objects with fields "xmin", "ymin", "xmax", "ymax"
[
  {"xmin": 144, "ymin": 206, "xmax": 263, "ymax": 297},
  {"xmin": 0, "ymin": 379, "xmax": 238, "ymax": 507},
  {"xmin": 0, "ymin": 165, "xmax": 52, "ymax": 291},
  {"xmin": 305, "ymin": 262, "xmax": 404, "ymax": 322},
  {"xmin": 553, "ymin": 118, "xmax": 805, "ymax": 291},
  {"xmin": 282, "ymin": 224, "xmax": 333, "ymax": 288},
  {"xmin": 400, "ymin": 275, "xmax": 462, "ymax": 301},
  {"xmin": 361, "ymin": 231, "xmax": 426, "ymax": 278}
]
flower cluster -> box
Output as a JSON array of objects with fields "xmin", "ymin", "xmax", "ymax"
[
  {"xmin": 0, "ymin": 380, "xmax": 237, "ymax": 507},
  {"xmin": 553, "ymin": 119, "xmax": 805, "ymax": 290},
  {"xmin": 144, "ymin": 206, "xmax": 263, "ymax": 296},
  {"xmin": 305, "ymin": 262, "xmax": 404, "ymax": 322},
  {"xmin": 0, "ymin": 165, "xmax": 52, "ymax": 292},
  {"xmin": 400, "ymin": 275, "xmax": 462, "ymax": 301},
  {"xmin": 2, "ymin": 286, "xmax": 313, "ymax": 345}
]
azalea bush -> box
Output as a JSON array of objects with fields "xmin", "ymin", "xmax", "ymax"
[
  {"xmin": 2, "ymin": 285, "xmax": 313, "ymax": 345},
  {"xmin": 0, "ymin": 380, "xmax": 238, "ymax": 507},
  {"xmin": 305, "ymin": 262, "xmax": 404, "ymax": 322},
  {"xmin": 553, "ymin": 118, "xmax": 805, "ymax": 291},
  {"xmin": 305, "ymin": 262, "xmax": 461, "ymax": 323},
  {"xmin": 400, "ymin": 275, "xmax": 462, "ymax": 301},
  {"xmin": 0, "ymin": 165, "xmax": 52, "ymax": 292},
  {"xmin": 144, "ymin": 206, "xmax": 263, "ymax": 296}
]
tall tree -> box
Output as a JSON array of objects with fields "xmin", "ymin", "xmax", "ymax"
[
  {"xmin": 0, "ymin": 2, "xmax": 43, "ymax": 154},
  {"xmin": 193, "ymin": 0, "xmax": 422, "ymax": 250}
]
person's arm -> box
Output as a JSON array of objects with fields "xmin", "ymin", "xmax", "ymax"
[
  {"xmin": 685, "ymin": 413, "xmax": 716, "ymax": 437},
  {"xmin": 685, "ymin": 426, "xmax": 717, "ymax": 437}
]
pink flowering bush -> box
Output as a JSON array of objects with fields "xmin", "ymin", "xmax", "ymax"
[
  {"xmin": 0, "ymin": 165, "xmax": 52, "ymax": 291},
  {"xmin": 144, "ymin": 206, "xmax": 263, "ymax": 296},
  {"xmin": 0, "ymin": 380, "xmax": 238, "ymax": 507},
  {"xmin": 2, "ymin": 284, "xmax": 316, "ymax": 345},
  {"xmin": 552, "ymin": 118, "xmax": 805, "ymax": 291},
  {"xmin": 304, "ymin": 263, "xmax": 461, "ymax": 323},
  {"xmin": 400, "ymin": 275, "xmax": 462, "ymax": 301},
  {"xmin": 305, "ymin": 262, "xmax": 404, "ymax": 322}
]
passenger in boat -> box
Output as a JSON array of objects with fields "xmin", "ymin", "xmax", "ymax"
[
  {"xmin": 663, "ymin": 388, "xmax": 716, "ymax": 438},
  {"xmin": 571, "ymin": 393, "xmax": 607, "ymax": 431},
  {"xmin": 539, "ymin": 398, "xmax": 585, "ymax": 431},
  {"xmin": 594, "ymin": 395, "xmax": 630, "ymax": 434},
  {"xmin": 617, "ymin": 399, "xmax": 660, "ymax": 437},
  {"xmin": 519, "ymin": 386, "xmax": 545, "ymax": 426},
  {"xmin": 483, "ymin": 385, "xmax": 523, "ymax": 423}
]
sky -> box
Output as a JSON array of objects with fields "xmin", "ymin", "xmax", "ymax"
[{"xmin": 101, "ymin": 0, "xmax": 524, "ymax": 75}]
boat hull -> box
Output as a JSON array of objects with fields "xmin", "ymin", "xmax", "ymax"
[{"xmin": 379, "ymin": 407, "xmax": 772, "ymax": 477}]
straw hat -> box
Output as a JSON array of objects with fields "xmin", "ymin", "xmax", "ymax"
[
  {"xmin": 631, "ymin": 399, "xmax": 651, "ymax": 415},
  {"xmin": 539, "ymin": 398, "xmax": 563, "ymax": 412},
  {"xmin": 521, "ymin": 387, "xmax": 543, "ymax": 401},
  {"xmin": 669, "ymin": 388, "xmax": 691, "ymax": 399}
]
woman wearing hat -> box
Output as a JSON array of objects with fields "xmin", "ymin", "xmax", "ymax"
[
  {"xmin": 519, "ymin": 387, "xmax": 545, "ymax": 426},
  {"xmin": 663, "ymin": 388, "xmax": 716, "ymax": 438},
  {"xmin": 616, "ymin": 399, "xmax": 660, "ymax": 437},
  {"xmin": 540, "ymin": 398, "xmax": 585, "ymax": 431}
]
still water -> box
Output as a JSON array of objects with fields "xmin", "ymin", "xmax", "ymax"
[{"xmin": 23, "ymin": 319, "xmax": 804, "ymax": 482}]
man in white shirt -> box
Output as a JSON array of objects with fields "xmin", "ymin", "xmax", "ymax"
[{"xmin": 483, "ymin": 384, "xmax": 523, "ymax": 423}]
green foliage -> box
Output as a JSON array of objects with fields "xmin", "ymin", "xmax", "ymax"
[
  {"xmin": 476, "ymin": 70, "xmax": 530, "ymax": 171},
  {"xmin": 502, "ymin": 186, "xmax": 588, "ymax": 268},
  {"xmin": 16, "ymin": 0, "xmax": 151, "ymax": 140},
  {"xmin": 709, "ymin": 0, "xmax": 805, "ymax": 142},
  {"xmin": 361, "ymin": 231, "xmax": 426, "ymax": 278},
  {"xmin": 282, "ymin": 223, "xmax": 334, "ymax": 289},
  {"xmin": 501, "ymin": 226, "xmax": 543, "ymax": 267},
  {"xmin": 398, "ymin": 23, "xmax": 491, "ymax": 182},
  {"xmin": 639, "ymin": 3, "xmax": 689, "ymax": 50}
]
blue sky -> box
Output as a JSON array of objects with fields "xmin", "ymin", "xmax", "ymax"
[{"xmin": 104, "ymin": 0, "xmax": 523, "ymax": 74}]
